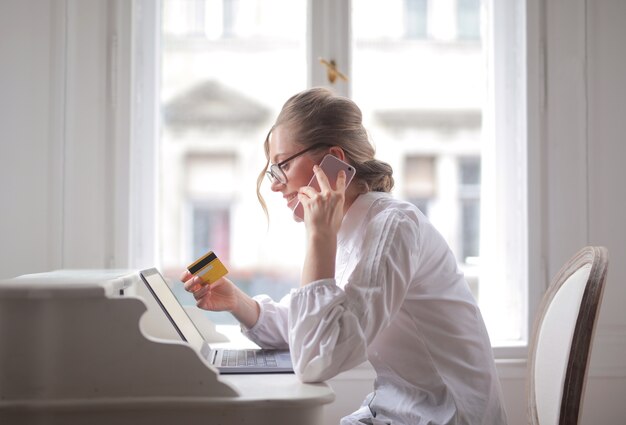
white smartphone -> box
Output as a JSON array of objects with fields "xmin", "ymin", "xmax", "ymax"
[{"xmin": 293, "ymin": 154, "xmax": 357, "ymax": 222}]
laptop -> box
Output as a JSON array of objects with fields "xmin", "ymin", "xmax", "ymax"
[{"xmin": 139, "ymin": 267, "xmax": 293, "ymax": 374}]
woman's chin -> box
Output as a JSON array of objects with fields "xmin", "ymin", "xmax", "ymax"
[
  {"xmin": 288, "ymin": 202, "xmax": 304, "ymax": 223},
  {"xmin": 292, "ymin": 211, "xmax": 303, "ymax": 223},
  {"xmin": 286, "ymin": 198, "xmax": 298, "ymax": 211}
]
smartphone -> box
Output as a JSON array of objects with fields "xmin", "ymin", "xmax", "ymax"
[{"xmin": 293, "ymin": 154, "xmax": 356, "ymax": 222}]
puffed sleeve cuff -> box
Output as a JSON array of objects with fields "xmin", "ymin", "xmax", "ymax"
[
  {"xmin": 290, "ymin": 277, "xmax": 336, "ymax": 296},
  {"xmin": 240, "ymin": 294, "xmax": 290, "ymax": 349},
  {"xmin": 288, "ymin": 278, "xmax": 368, "ymax": 382}
]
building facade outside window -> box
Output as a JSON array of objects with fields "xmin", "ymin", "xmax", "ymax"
[{"xmin": 157, "ymin": 0, "xmax": 526, "ymax": 348}]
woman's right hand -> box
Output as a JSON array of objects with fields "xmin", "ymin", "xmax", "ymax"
[
  {"xmin": 180, "ymin": 270, "xmax": 261, "ymax": 329},
  {"xmin": 181, "ymin": 270, "xmax": 238, "ymax": 312}
]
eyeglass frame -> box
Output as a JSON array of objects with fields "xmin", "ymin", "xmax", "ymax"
[{"xmin": 265, "ymin": 143, "xmax": 331, "ymax": 185}]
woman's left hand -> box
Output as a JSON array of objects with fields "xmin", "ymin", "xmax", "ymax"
[
  {"xmin": 298, "ymin": 165, "xmax": 347, "ymax": 237},
  {"xmin": 297, "ymin": 165, "xmax": 347, "ymax": 285}
]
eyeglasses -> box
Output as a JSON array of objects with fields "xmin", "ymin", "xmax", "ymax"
[{"xmin": 265, "ymin": 143, "xmax": 329, "ymax": 185}]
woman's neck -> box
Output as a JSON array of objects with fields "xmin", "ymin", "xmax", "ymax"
[{"xmin": 342, "ymin": 186, "xmax": 363, "ymax": 217}]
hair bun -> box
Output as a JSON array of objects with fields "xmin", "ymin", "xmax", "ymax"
[{"xmin": 356, "ymin": 159, "xmax": 394, "ymax": 192}]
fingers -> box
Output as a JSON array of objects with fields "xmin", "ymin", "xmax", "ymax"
[
  {"xmin": 191, "ymin": 282, "xmax": 210, "ymax": 301},
  {"xmin": 298, "ymin": 185, "xmax": 316, "ymax": 199},
  {"xmin": 313, "ymin": 165, "xmax": 346, "ymax": 193},
  {"xmin": 298, "ymin": 166, "xmax": 346, "ymax": 208},
  {"xmin": 297, "ymin": 165, "xmax": 347, "ymax": 224},
  {"xmin": 183, "ymin": 275, "xmax": 204, "ymax": 292},
  {"xmin": 335, "ymin": 169, "xmax": 347, "ymax": 191},
  {"xmin": 180, "ymin": 269, "xmax": 193, "ymax": 282},
  {"xmin": 313, "ymin": 165, "xmax": 331, "ymax": 190},
  {"xmin": 184, "ymin": 275, "xmax": 212, "ymax": 307}
]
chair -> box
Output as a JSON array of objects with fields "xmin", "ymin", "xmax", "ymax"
[{"xmin": 527, "ymin": 246, "xmax": 609, "ymax": 425}]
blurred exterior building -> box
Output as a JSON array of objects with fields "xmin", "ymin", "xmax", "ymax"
[{"xmin": 160, "ymin": 0, "xmax": 484, "ymax": 323}]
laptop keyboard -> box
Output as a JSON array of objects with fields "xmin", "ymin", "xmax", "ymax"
[{"xmin": 221, "ymin": 349, "xmax": 278, "ymax": 368}]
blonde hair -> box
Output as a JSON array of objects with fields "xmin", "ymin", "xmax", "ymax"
[{"xmin": 256, "ymin": 87, "xmax": 394, "ymax": 218}]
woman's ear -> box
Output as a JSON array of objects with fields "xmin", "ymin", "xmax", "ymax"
[{"xmin": 328, "ymin": 146, "xmax": 346, "ymax": 161}]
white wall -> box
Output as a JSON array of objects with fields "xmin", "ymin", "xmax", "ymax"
[
  {"xmin": 0, "ymin": 0, "xmax": 625, "ymax": 423},
  {"xmin": 0, "ymin": 0, "xmax": 133, "ymax": 278},
  {"xmin": 0, "ymin": 1, "xmax": 61, "ymax": 276},
  {"xmin": 544, "ymin": 1, "xmax": 626, "ymax": 422}
]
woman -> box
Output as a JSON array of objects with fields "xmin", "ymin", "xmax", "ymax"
[{"xmin": 182, "ymin": 87, "xmax": 507, "ymax": 425}]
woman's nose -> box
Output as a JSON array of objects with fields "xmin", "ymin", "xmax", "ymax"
[{"xmin": 270, "ymin": 179, "xmax": 284, "ymax": 192}]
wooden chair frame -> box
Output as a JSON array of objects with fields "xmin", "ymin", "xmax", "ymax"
[{"xmin": 527, "ymin": 246, "xmax": 609, "ymax": 425}]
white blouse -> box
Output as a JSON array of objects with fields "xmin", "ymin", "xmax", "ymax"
[{"xmin": 243, "ymin": 192, "xmax": 508, "ymax": 425}]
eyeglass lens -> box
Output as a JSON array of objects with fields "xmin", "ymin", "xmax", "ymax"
[
  {"xmin": 267, "ymin": 164, "xmax": 286, "ymax": 184},
  {"xmin": 266, "ymin": 143, "xmax": 329, "ymax": 185}
]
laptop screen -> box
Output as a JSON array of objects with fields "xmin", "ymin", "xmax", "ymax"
[{"xmin": 139, "ymin": 268, "xmax": 207, "ymax": 352}]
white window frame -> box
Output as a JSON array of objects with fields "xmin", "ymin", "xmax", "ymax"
[
  {"xmin": 482, "ymin": 0, "xmax": 542, "ymax": 359},
  {"xmin": 126, "ymin": 0, "xmax": 545, "ymax": 359},
  {"xmin": 308, "ymin": 0, "xmax": 351, "ymax": 97},
  {"xmin": 127, "ymin": 0, "xmax": 161, "ymax": 270}
]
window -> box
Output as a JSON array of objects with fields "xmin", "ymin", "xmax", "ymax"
[
  {"xmin": 352, "ymin": 0, "xmax": 485, "ymax": 305},
  {"xmin": 190, "ymin": 205, "xmax": 230, "ymax": 262},
  {"xmin": 159, "ymin": 0, "xmax": 307, "ymax": 324},
  {"xmin": 145, "ymin": 0, "xmax": 529, "ymax": 348},
  {"xmin": 404, "ymin": 156, "xmax": 436, "ymax": 217},
  {"xmin": 459, "ymin": 157, "xmax": 480, "ymax": 261},
  {"xmin": 457, "ymin": 0, "xmax": 481, "ymax": 40},
  {"xmin": 404, "ymin": 0, "xmax": 428, "ymax": 39}
]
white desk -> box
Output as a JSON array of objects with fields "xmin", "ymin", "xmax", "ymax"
[{"xmin": 0, "ymin": 270, "xmax": 334, "ymax": 425}]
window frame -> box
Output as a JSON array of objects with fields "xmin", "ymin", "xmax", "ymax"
[
  {"xmin": 484, "ymin": 0, "xmax": 545, "ymax": 359},
  {"xmin": 127, "ymin": 0, "xmax": 545, "ymax": 359}
]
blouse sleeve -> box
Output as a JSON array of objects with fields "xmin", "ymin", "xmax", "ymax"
[
  {"xmin": 241, "ymin": 293, "xmax": 291, "ymax": 349},
  {"xmin": 289, "ymin": 211, "xmax": 418, "ymax": 383}
]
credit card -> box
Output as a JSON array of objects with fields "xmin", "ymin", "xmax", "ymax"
[{"xmin": 187, "ymin": 251, "xmax": 228, "ymax": 285}]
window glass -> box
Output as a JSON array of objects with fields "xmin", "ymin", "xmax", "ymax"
[
  {"xmin": 352, "ymin": 0, "xmax": 522, "ymax": 344},
  {"xmin": 160, "ymin": 0, "xmax": 307, "ymax": 324},
  {"xmin": 459, "ymin": 157, "xmax": 480, "ymax": 261},
  {"xmin": 404, "ymin": 155, "xmax": 435, "ymax": 217},
  {"xmin": 457, "ymin": 0, "xmax": 481, "ymax": 40},
  {"xmin": 158, "ymin": 0, "xmax": 524, "ymax": 345},
  {"xmin": 191, "ymin": 204, "xmax": 230, "ymax": 262},
  {"xmin": 404, "ymin": 0, "xmax": 428, "ymax": 39},
  {"xmin": 352, "ymin": 1, "xmax": 483, "ymax": 259}
]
